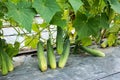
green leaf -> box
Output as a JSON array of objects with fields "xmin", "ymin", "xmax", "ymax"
[
  {"xmin": 39, "ymin": 22, "xmax": 48, "ymax": 28},
  {"xmin": 68, "ymin": 0, "xmax": 83, "ymax": 13},
  {"xmin": 32, "ymin": 23, "xmax": 39, "ymax": 32},
  {"xmin": 81, "ymin": 37, "xmax": 92, "ymax": 46},
  {"xmin": 109, "ymin": 0, "xmax": 120, "ymax": 14},
  {"xmin": 11, "ymin": 0, "xmax": 20, "ymax": 4},
  {"xmin": 0, "ymin": 21, "xmax": 2, "ymax": 29},
  {"xmin": 56, "ymin": 0, "xmax": 67, "ymax": 9},
  {"xmin": 6, "ymin": 44, "xmax": 15, "ymax": 58},
  {"xmin": 108, "ymin": 24, "xmax": 120, "ymax": 33},
  {"xmin": 32, "ymin": 0, "xmax": 60, "ymax": 23},
  {"xmin": 6, "ymin": 1, "xmax": 36, "ymax": 32},
  {"xmin": 0, "ymin": 13, "xmax": 4, "ymax": 19},
  {"xmin": 114, "ymin": 14, "xmax": 120, "ymax": 24},
  {"xmin": 100, "ymin": 13, "xmax": 109, "ymax": 28},
  {"xmin": 25, "ymin": 36, "xmax": 39, "ymax": 49},
  {"xmin": 50, "ymin": 12, "xmax": 67, "ymax": 29},
  {"xmin": 73, "ymin": 12, "xmax": 100, "ymax": 39},
  {"xmin": 108, "ymin": 33, "xmax": 116, "ymax": 47},
  {"xmin": 14, "ymin": 41, "xmax": 20, "ymax": 49},
  {"xmin": 12, "ymin": 41, "xmax": 20, "ymax": 57}
]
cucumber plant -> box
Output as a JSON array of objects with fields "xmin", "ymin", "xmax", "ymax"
[{"xmin": 0, "ymin": 0, "xmax": 120, "ymax": 74}]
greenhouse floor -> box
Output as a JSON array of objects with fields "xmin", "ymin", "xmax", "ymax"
[{"xmin": 0, "ymin": 46, "xmax": 120, "ymax": 80}]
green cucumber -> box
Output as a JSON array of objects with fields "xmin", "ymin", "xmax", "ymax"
[
  {"xmin": 3, "ymin": 51, "xmax": 14, "ymax": 72},
  {"xmin": 80, "ymin": 46, "xmax": 105, "ymax": 57},
  {"xmin": 0, "ymin": 51, "xmax": 8, "ymax": 75},
  {"xmin": 56, "ymin": 26, "xmax": 64, "ymax": 55},
  {"xmin": 47, "ymin": 39, "xmax": 56, "ymax": 69},
  {"xmin": 37, "ymin": 41, "xmax": 47, "ymax": 72},
  {"xmin": 58, "ymin": 39, "xmax": 70, "ymax": 68}
]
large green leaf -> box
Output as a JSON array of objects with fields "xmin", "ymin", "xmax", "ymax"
[
  {"xmin": 6, "ymin": 1, "xmax": 36, "ymax": 32},
  {"xmin": 32, "ymin": 0, "xmax": 60, "ymax": 23},
  {"xmin": 73, "ymin": 12, "xmax": 100, "ymax": 39},
  {"xmin": 50, "ymin": 12, "xmax": 66, "ymax": 29},
  {"xmin": 109, "ymin": 0, "xmax": 120, "ymax": 14},
  {"xmin": 68, "ymin": 0, "xmax": 83, "ymax": 13}
]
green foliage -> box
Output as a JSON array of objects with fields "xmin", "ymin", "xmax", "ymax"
[
  {"xmin": 5, "ymin": 1, "xmax": 36, "ymax": 32},
  {"xmin": 25, "ymin": 35, "xmax": 39, "ymax": 49},
  {"xmin": 0, "ymin": 0, "xmax": 120, "ymax": 74},
  {"xmin": 68, "ymin": 0, "xmax": 83, "ymax": 13},
  {"xmin": 73, "ymin": 11, "xmax": 100, "ymax": 40},
  {"xmin": 0, "ymin": 0, "xmax": 119, "ymax": 49},
  {"xmin": 81, "ymin": 37, "xmax": 92, "ymax": 46},
  {"xmin": 32, "ymin": 0, "xmax": 60, "ymax": 23},
  {"xmin": 0, "ymin": 38, "xmax": 20, "ymax": 58},
  {"xmin": 5, "ymin": 41, "xmax": 20, "ymax": 58},
  {"xmin": 109, "ymin": 0, "xmax": 120, "ymax": 14},
  {"xmin": 100, "ymin": 13, "xmax": 109, "ymax": 29},
  {"xmin": 50, "ymin": 12, "xmax": 67, "ymax": 29},
  {"xmin": 107, "ymin": 33, "xmax": 117, "ymax": 47},
  {"xmin": 109, "ymin": 24, "xmax": 120, "ymax": 33},
  {"xmin": 32, "ymin": 23, "xmax": 39, "ymax": 32},
  {"xmin": 0, "ymin": 21, "xmax": 2, "ymax": 29}
]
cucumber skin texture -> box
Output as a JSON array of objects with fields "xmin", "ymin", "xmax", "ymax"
[
  {"xmin": 3, "ymin": 51, "xmax": 14, "ymax": 72},
  {"xmin": 0, "ymin": 52, "xmax": 8, "ymax": 75},
  {"xmin": 37, "ymin": 41, "xmax": 47, "ymax": 72},
  {"xmin": 80, "ymin": 46, "xmax": 105, "ymax": 57},
  {"xmin": 58, "ymin": 39, "xmax": 70, "ymax": 68},
  {"xmin": 56, "ymin": 26, "xmax": 64, "ymax": 55},
  {"xmin": 47, "ymin": 39, "xmax": 56, "ymax": 69}
]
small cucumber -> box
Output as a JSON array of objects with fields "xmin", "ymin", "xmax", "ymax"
[{"xmin": 80, "ymin": 46, "xmax": 105, "ymax": 57}]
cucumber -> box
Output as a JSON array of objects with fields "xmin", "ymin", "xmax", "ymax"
[
  {"xmin": 80, "ymin": 46, "xmax": 105, "ymax": 57},
  {"xmin": 47, "ymin": 39, "xmax": 56, "ymax": 69},
  {"xmin": 37, "ymin": 41, "xmax": 47, "ymax": 72},
  {"xmin": 58, "ymin": 39, "xmax": 70, "ymax": 68},
  {"xmin": 3, "ymin": 51, "xmax": 14, "ymax": 72},
  {"xmin": 56, "ymin": 26, "xmax": 64, "ymax": 55},
  {"xmin": 0, "ymin": 51, "xmax": 8, "ymax": 75}
]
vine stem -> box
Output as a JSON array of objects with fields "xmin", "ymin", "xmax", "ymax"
[{"xmin": 20, "ymin": 28, "xmax": 45, "ymax": 49}]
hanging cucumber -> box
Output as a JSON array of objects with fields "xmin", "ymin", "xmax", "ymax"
[
  {"xmin": 56, "ymin": 26, "xmax": 64, "ymax": 55},
  {"xmin": 47, "ymin": 39, "xmax": 56, "ymax": 69},
  {"xmin": 37, "ymin": 41, "xmax": 47, "ymax": 72},
  {"xmin": 3, "ymin": 51, "xmax": 14, "ymax": 72},
  {"xmin": 80, "ymin": 46, "xmax": 105, "ymax": 57},
  {"xmin": 0, "ymin": 51, "xmax": 8, "ymax": 75},
  {"xmin": 58, "ymin": 39, "xmax": 70, "ymax": 68}
]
